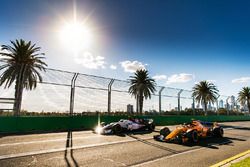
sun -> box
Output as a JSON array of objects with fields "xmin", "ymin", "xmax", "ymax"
[{"xmin": 60, "ymin": 21, "xmax": 93, "ymax": 51}]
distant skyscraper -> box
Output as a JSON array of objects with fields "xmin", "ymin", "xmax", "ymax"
[
  {"xmin": 241, "ymin": 104, "xmax": 249, "ymax": 112},
  {"xmin": 219, "ymin": 100, "xmax": 224, "ymax": 108},
  {"xmin": 127, "ymin": 104, "xmax": 133, "ymax": 113},
  {"xmin": 208, "ymin": 102, "xmax": 212, "ymax": 110},
  {"xmin": 230, "ymin": 96, "xmax": 236, "ymax": 105},
  {"xmin": 228, "ymin": 95, "xmax": 236, "ymax": 110}
]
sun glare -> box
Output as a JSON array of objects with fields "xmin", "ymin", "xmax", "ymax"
[{"xmin": 60, "ymin": 21, "xmax": 93, "ymax": 51}]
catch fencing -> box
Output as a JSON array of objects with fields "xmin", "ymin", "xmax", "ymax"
[{"xmin": 0, "ymin": 63, "xmax": 235, "ymax": 114}]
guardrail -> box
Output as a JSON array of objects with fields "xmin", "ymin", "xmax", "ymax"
[{"xmin": 0, "ymin": 115, "xmax": 250, "ymax": 134}]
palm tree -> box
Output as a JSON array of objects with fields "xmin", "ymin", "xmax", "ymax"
[
  {"xmin": 129, "ymin": 69, "xmax": 156, "ymax": 114},
  {"xmin": 192, "ymin": 81, "xmax": 219, "ymax": 116},
  {"xmin": 0, "ymin": 39, "xmax": 47, "ymax": 116},
  {"xmin": 238, "ymin": 87, "xmax": 250, "ymax": 114}
]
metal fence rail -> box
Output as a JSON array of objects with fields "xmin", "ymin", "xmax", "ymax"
[{"xmin": 0, "ymin": 61, "xmax": 237, "ymax": 114}]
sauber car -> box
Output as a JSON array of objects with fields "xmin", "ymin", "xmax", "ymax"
[
  {"xmin": 154, "ymin": 120, "xmax": 223, "ymax": 144},
  {"xmin": 95, "ymin": 118, "xmax": 155, "ymax": 134}
]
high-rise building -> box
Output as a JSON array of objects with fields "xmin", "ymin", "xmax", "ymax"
[
  {"xmin": 219, "ymin": 100, "xmax": 224, "ymax": 108},
  {"xmin": 208, "ymin": 102, "xmax": 212, "ymax": 110},
  {"xmin": 127, "ymin": 104, "xmax": 133, "ymax": 113},
  {"xmin": 226, "ymin": 95, "xmax": 237, "ymax": 110},
  {"xmin": 230, "ymin": 96, "xmax": 236, "ymax": 105}
]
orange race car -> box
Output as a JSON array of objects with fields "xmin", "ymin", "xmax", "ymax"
[{"xmin": 154, "ymin": 120, "xmax": 223, "ymax": 144}]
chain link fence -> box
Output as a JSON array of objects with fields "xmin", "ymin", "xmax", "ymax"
[{"xmin": 0, "ymin": 61, "xmax": 240, "ymax": 114}]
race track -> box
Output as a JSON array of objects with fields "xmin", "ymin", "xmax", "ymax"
[{"xmin": 0, "ymin": 121, "xmax": 249, "ymax": 167}]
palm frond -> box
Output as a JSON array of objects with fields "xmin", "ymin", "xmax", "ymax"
[
  {"xmin": 192, "ymin": 80, "xmax": 219, "ymax": 108},
  {"xmin": 0, "ymin": 39, "xmax": 47, "ymax": 90}
]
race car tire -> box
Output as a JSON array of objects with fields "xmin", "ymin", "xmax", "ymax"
[
  {"xmin": 213, "ymin": 127, "xmax": 223, "ymax": 137},
  {"xmin": 160, "ymin": 127, "xmax": 171, "ymax": 137},
  {"xmin": 112, "ymin": 124, "xmax": 122, "ymax": 134},
  {"xmin": 191, "ymin": 130, "xmax": 199, "ymax": 143},
  {"xmin": 177, "ymin": 134, "xmax": 183, "ymax": 144},
  {"xmin": 148, "ymin": 123, "xmax": 155, "ymax": 131}
]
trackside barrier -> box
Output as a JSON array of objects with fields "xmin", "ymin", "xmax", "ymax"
[
  {"xmin": 0, "ymin": 116, "xmax": 98, "ymax": 133},
  {"xmin": 0, "ymin": 115, "xmax": 250, "ymax": 133}
]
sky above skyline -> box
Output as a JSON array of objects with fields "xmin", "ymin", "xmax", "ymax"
[{"xmin": 1, "ymin": 0, "xmax": 250, "ymax": 96}]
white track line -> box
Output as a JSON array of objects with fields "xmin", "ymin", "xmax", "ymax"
[
  {"xmin": 0, "ymin": 136, "xmax": 152, "ymax": 160},
  {"xmin": 0, "ymin": 135, "xmax": 100, "ymax": 147},
  {"xmin": 131, "ymin": 141, "xmax": 232, "ymax": 167},
  {"xmin": 0, "ymin": 130, "xmax": 93, "ymax": 138}
]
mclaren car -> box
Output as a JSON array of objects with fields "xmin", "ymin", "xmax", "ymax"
[
  {"xmin": 95, "ymin": 118, "xmax": 155, "ymax": 135},
  {"xmin": 154, "ymin": 120, "xmax": 223, "ymax": 144}
]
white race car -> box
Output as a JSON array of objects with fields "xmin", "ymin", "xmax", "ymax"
[{"xmin": 95, "ymin": 118, "xmax": 155, "ymax": 134}]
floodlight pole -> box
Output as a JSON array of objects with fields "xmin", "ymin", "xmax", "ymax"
[
  {"xmin": 69, "ymin": 73, "xmax": 79, "ymax": 115},
  {"xmin": 177, "ymin": 89, "xmax": 183, "ymax": 114},
  {"xmin": 159, "ymin": 87, "xmax": 165, "ymax": 114},
  {"xmin": 107, "ymin": 79, "xmax": 115, "ymax": 114}
]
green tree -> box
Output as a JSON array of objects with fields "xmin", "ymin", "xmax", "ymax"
[
  {"xmin": 238, "ymin": 87, "xmax": 250, "ymax": 114},
  {"xmin": 192, "ymin": 81, "xmax": 219, "ymax": 116},
  {"xmin": 0, "ymin": 39, "xmax": 47, "ymax": 116},
  {"xmin": 129, "ymin": 69, "xmax": 156, "ymax": 114}
]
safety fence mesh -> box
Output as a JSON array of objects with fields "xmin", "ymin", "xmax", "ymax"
[{"xmin": 0, "ymin": 61, "xmax": 237, "ymax": 114}]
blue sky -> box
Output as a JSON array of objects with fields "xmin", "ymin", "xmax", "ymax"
[{"xmin": 1, "ymin": 0, "xmax": 250, "ymax": 96}]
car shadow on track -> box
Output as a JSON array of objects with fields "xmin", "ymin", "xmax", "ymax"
[
  {"xmin": 128, "ymin": 134, "xmax": 180, "ymax": 153},
  {"xmin": 64, "ymin": 130, "xmax": 79, "ymax": 167},
  {"xmin": 127, "ymin": 134, "xmax": 246, "ymax": 151},
  {"xmin": 173, "ymin": 136, "xmax": 246, "ymax": 149},
  {"xmin": 221, "ymin": 125, "xmax": 250, "ymax": 131},
  {"xmin": 185, "ymin": 137, "xmax": 233, "ymax": 149}
]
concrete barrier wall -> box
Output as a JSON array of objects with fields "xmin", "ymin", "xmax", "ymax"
[{"xmin": 0, "ymin": 115, "xmax": 250, "ymax": 133}]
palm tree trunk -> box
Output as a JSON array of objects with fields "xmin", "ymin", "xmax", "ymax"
[
  {"xmin": 13, "ymin": 79, "xmax": 20, "ymax": 116},
  {"xmin": 17, "ymin": 84, "xmax": 24, "ymax": 115},
  {"xmin": 14, "ymin": 76, "xmax": 23, "ymax": 116},
  {"xmin": 139, "ymin": 94, "xmax": 143, "ymax": 115},
  {"xmin": 13, "ymin": 64, "xmax": 25, "ymax": 116},
  {"xmin": 204, "ymin": 100, "xmax": 207, "ymax": 116},
  {"xmin": 136, "ymin": 94, "xmax": 139, "ymax": 114}
]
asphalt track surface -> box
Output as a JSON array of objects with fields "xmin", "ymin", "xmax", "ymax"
[{"xmin": 0, "ymin": 121, "xmax": 249, "ymax": 167}]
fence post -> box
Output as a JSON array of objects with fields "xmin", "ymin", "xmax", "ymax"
[
  {"xmin": 69, "ymin": 73, "xmax": 78, "ymax": 115},
  {"xmin": 216, "ymin": 95, "xmax": 220, "ymax": 115},
  {"xmin": 177, "ymin": 89, "xmax": 183, "ymax": 114},
  {"xmin": 107, "ymin": 79, "xmax": 115, "ymax": 114},
  {"xmin": 226, "ymin": 96, "xmax": 230, "ymax": 116},
  {"xmin": 159, "ymin": 87, "xmax": 165, "ymax": 114}
]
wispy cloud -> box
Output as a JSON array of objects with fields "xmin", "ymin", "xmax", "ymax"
[
  {"xmin": 120, "ymin": 60, "xmax": 146, "ymax": 73},
  {"xmin": 166, "ymin": 73, "xmax": 194, "ymax": 84},
  {"xmin": 74, "ymin": 51, "xmax": 105, "ymax": 69},
  {"xmin": 153, "ymin": 75, "xmax": 167, "ymax": 81},
  {"xmin": 110, "ymin": 64, "xmax": 117, "ymax": 70},
  {"xmin": 232, "ymin": 77, "xmax": 250, "ymax": 83},
  {"xmin": 207, "ymin": 80, "xmax": 216, "ymax": 83}
]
